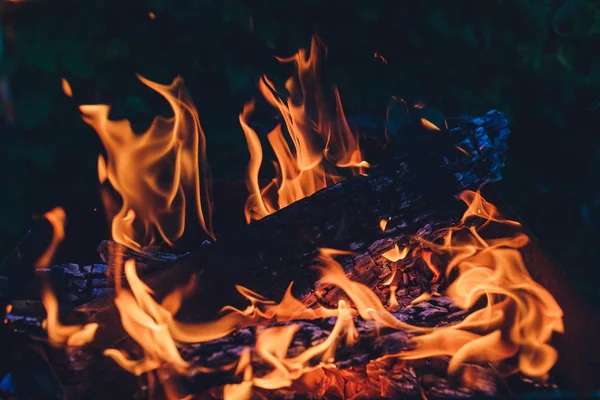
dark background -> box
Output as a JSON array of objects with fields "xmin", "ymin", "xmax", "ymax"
[{"xmin": 0, "ymin": 0, "xmax": 598, "ymax": 304}]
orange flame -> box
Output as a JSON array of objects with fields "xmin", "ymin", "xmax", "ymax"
[
  {"xmin": 243, "ymin": 35, "xmax": 369, "ymax": 222},
  {"xmin": 97, "ymin": 154, "xmax": 108, "ymax": 184},
  {"xmin": 105, "ymin": 260, "xmax": 339, "ymax": 377},
  {"xmin": 391, "ymin": 191, "xmax": 563, "ymax": 378},
  {"xmin": 35, "ymin": 207, "xmax": 66, "ymax": 269},
  {"xmin": 80, "ymin": 75, "xmax": 214, "ymax": 251},
  {"xmin": 42, "ymin": 286, "xmax": 98, "ymax": 347},
  {"xmin": 61, "ymin": 78, "xmax": 73, "ymax": 97},
  {"xmin": 381, "ymin": 244, "xmax": 408, "ymax": 262},
  {"xmin": 104, "ymin": 193, "xmax": 562, "ymax": 397},
  {"xmin": 34, "ymin": 207, "xmax": 98, "ymax": 347},
  {"xmin": 420, "ymin": 117, "xmax": 441, "ymax": 131}
]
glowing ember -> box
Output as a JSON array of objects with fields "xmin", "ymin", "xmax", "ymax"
[
  {"xmin": 243, "ymin": 35, "xmax": 369, "ymax": 222},
  {"xmin": 80, "ymin": 75, "xmax": 215, "ymax": 251}
]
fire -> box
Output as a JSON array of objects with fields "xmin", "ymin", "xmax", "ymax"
[
  {"xmin": 104, "ymin": 259, "xmax": 340, "ymax": 377},
  {"xmin": 103, "ymin": 191, "xmax": 562, "ymax": 398},
  {"xmin": 420, "ymin": 117, "xmax": 441, "ymax": 131},
  {"xmin": 80, "ymin": 75, "xmax": 214, "ymax": 251},
  {"xmin": 61, "ymin": 78, "xmax": 73, "ymax": 97},
  {"xmin": 35, "ymin": 207, "xmax": 66, "ymax": 269},
  {"xmin": 34, "ymin": 207, "xmax": 98, "ymax": 347},
  {"xmin": 381, "ymin": 244, "xmax": 408, "ymax": 262},
  {"xmin": 41, "ymin": 286, "xmax": 98, "ymax": 347},
  {"xmin": 388, "ymin": 191, "xmax": 563, "ymax": 378},
  {"xmin": 5, "ymin": 31, "xmax": 562, "ymax": 399},
  {"xmin": 243, "ymin": 35, "xmax": 369, "ymax": 222}
]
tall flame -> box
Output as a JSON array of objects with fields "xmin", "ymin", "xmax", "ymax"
[
  {"xmin": 80, "ymin": 75, "xmax": 214, "ymax": 251},
  {"xmin": 35, "ymin": 207, "xmax": 98, "ymax": 347},
  {"xmin": 243, "ymin": 35, "xmax": 368, "ymax": 222}
]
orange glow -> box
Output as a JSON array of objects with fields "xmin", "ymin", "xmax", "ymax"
[
  {"xmin": 374, "ymin": 52, "xmax": 388, "ymax": 64},
  {"xmin": 61, "ymin": 78, "xmax": 72, "ymax": 97},
  {"xmin": 80, "ymin": 75, "xmax": 214, "ymax": 251},
  {"xmin": 243, "ymin": 35, "xmax": 369, "ymax": 222},
  {"xmin": 97, "ymin": 154, "xmax": 107, "ymax": 183},
  {"xmin": 421, "ymin": 249, "xmax": 440, "ymax": 282},
  {"xmin": 103, "ymin": 193, "xmax": 562, "ymax": 397},
  {"xmin": 148, "ymin": 11, "xmax": 156, "ymax": 19},
  {"xmin": 314, "ymin": 192, "xmax": 562, "ymax": 379},
  {"xmin": 379, "ymin": 217, "xmax": 389, "ymax": 232},
  {"xmin": 42, "ymin": 286, "xmax": 98, "ymax": 347},
  {"xmin": 105, "ymin": 259, "xmax": 340, "ymax": 377},
  {"xmin": 35, "ymin": 207, "xmax": 66, "ymax": 269},
  {"xmin": 390, "ymin": 191, "xmax": 563, "ymax": 378},
  {"xmin": 381, "ymin": 244, "xmax": 408, "ymax": 262},
  {"xmin": 420, "ymin": 117, "xmax": 441, "ymax": 131}
]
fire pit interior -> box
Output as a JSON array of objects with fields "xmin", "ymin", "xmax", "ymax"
[{"xmin": 1, "ymin": 14, "xmax": 599, "ymax": 400}]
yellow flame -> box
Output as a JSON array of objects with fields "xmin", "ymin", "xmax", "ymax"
[
  {"xmin": 35, "ymin": 207, "xmax": 66, "ymax": 269},
  {"xmin": 382, "ymin": 244, "xmax": 408, "ymax": 262},
  {"xmin": 243, "ymin": 35, "xmax": 368, "ymax": 223},
  {"xmin": 42, "ymin": 286, "xmax": 98, "ymax": 347},
  {"xmin": 80, "ymin": 75, "xmax": 214, "ymax": 251},
  {"xmin": 61, "ymin": 78, "xmax": 73, "ymax": 97},
  {"xmin": 420, "ymin": 118, "xmax": 440, "ymax": 131}
]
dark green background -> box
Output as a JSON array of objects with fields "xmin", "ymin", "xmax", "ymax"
[{"xmin": 0, "ymin": 0, "xmax": 598, "ymax": 303}]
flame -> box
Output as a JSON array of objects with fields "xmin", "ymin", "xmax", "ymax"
[
  {"xmin": 420, "ymin": 118, "xmax": 441, "ymax": 131},
  {"xmin": 379, "ymin": 217, "xmax": 389, "ymax": 232},
  {"xmin": 103, "ymin": 192, "xmax": 562, "ymax": 397},
  {"xmin": 41, "ymin": 286, "xmax": 98, "ymax": 347},
  {"xmin": 381, "ymin": 244, "xmax": 408, "ymax": 262},
  {"xmin": 374, "ymin": 52, "xmax": 388, "ymax": 64},
  {"xmin": 35, "ymin": 207, "xmax": 66, "ymax": 269},
  {"xmin": 33, "ymin": 207, "xmax": 98, "ymax": 347},
  {"xmin": 389, "ymin": 191, "xmax": 563, "ymax": 378},
  {"xmin": 105, "ymin": 260, "xmax": 339, "ymax": 377},
  {"xmin": 243, "ymin": 35, "xmax": 369, "ymax": 222},
  {"xmin": 80, "ymin": 75, "xmax": 214, "ymax": 251},
  {"xmin": 61, "ymin": 78, "xmax": 73, "ymax": 97},
  {"xmin": 97, "ymin": 154, "xmax": 107, "ymax": 184}
]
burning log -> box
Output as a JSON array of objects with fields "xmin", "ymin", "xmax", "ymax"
[
  {"xmin": 27, "ymin": 110, "xmax": 512, "ymax": 398},
  {"xmin": 116, "ymin": 110, "xmax": 509, "ymax": 316},
  {"xmin": 161, "ymin": 302, "xmax": 499, "ymax": 398}
]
